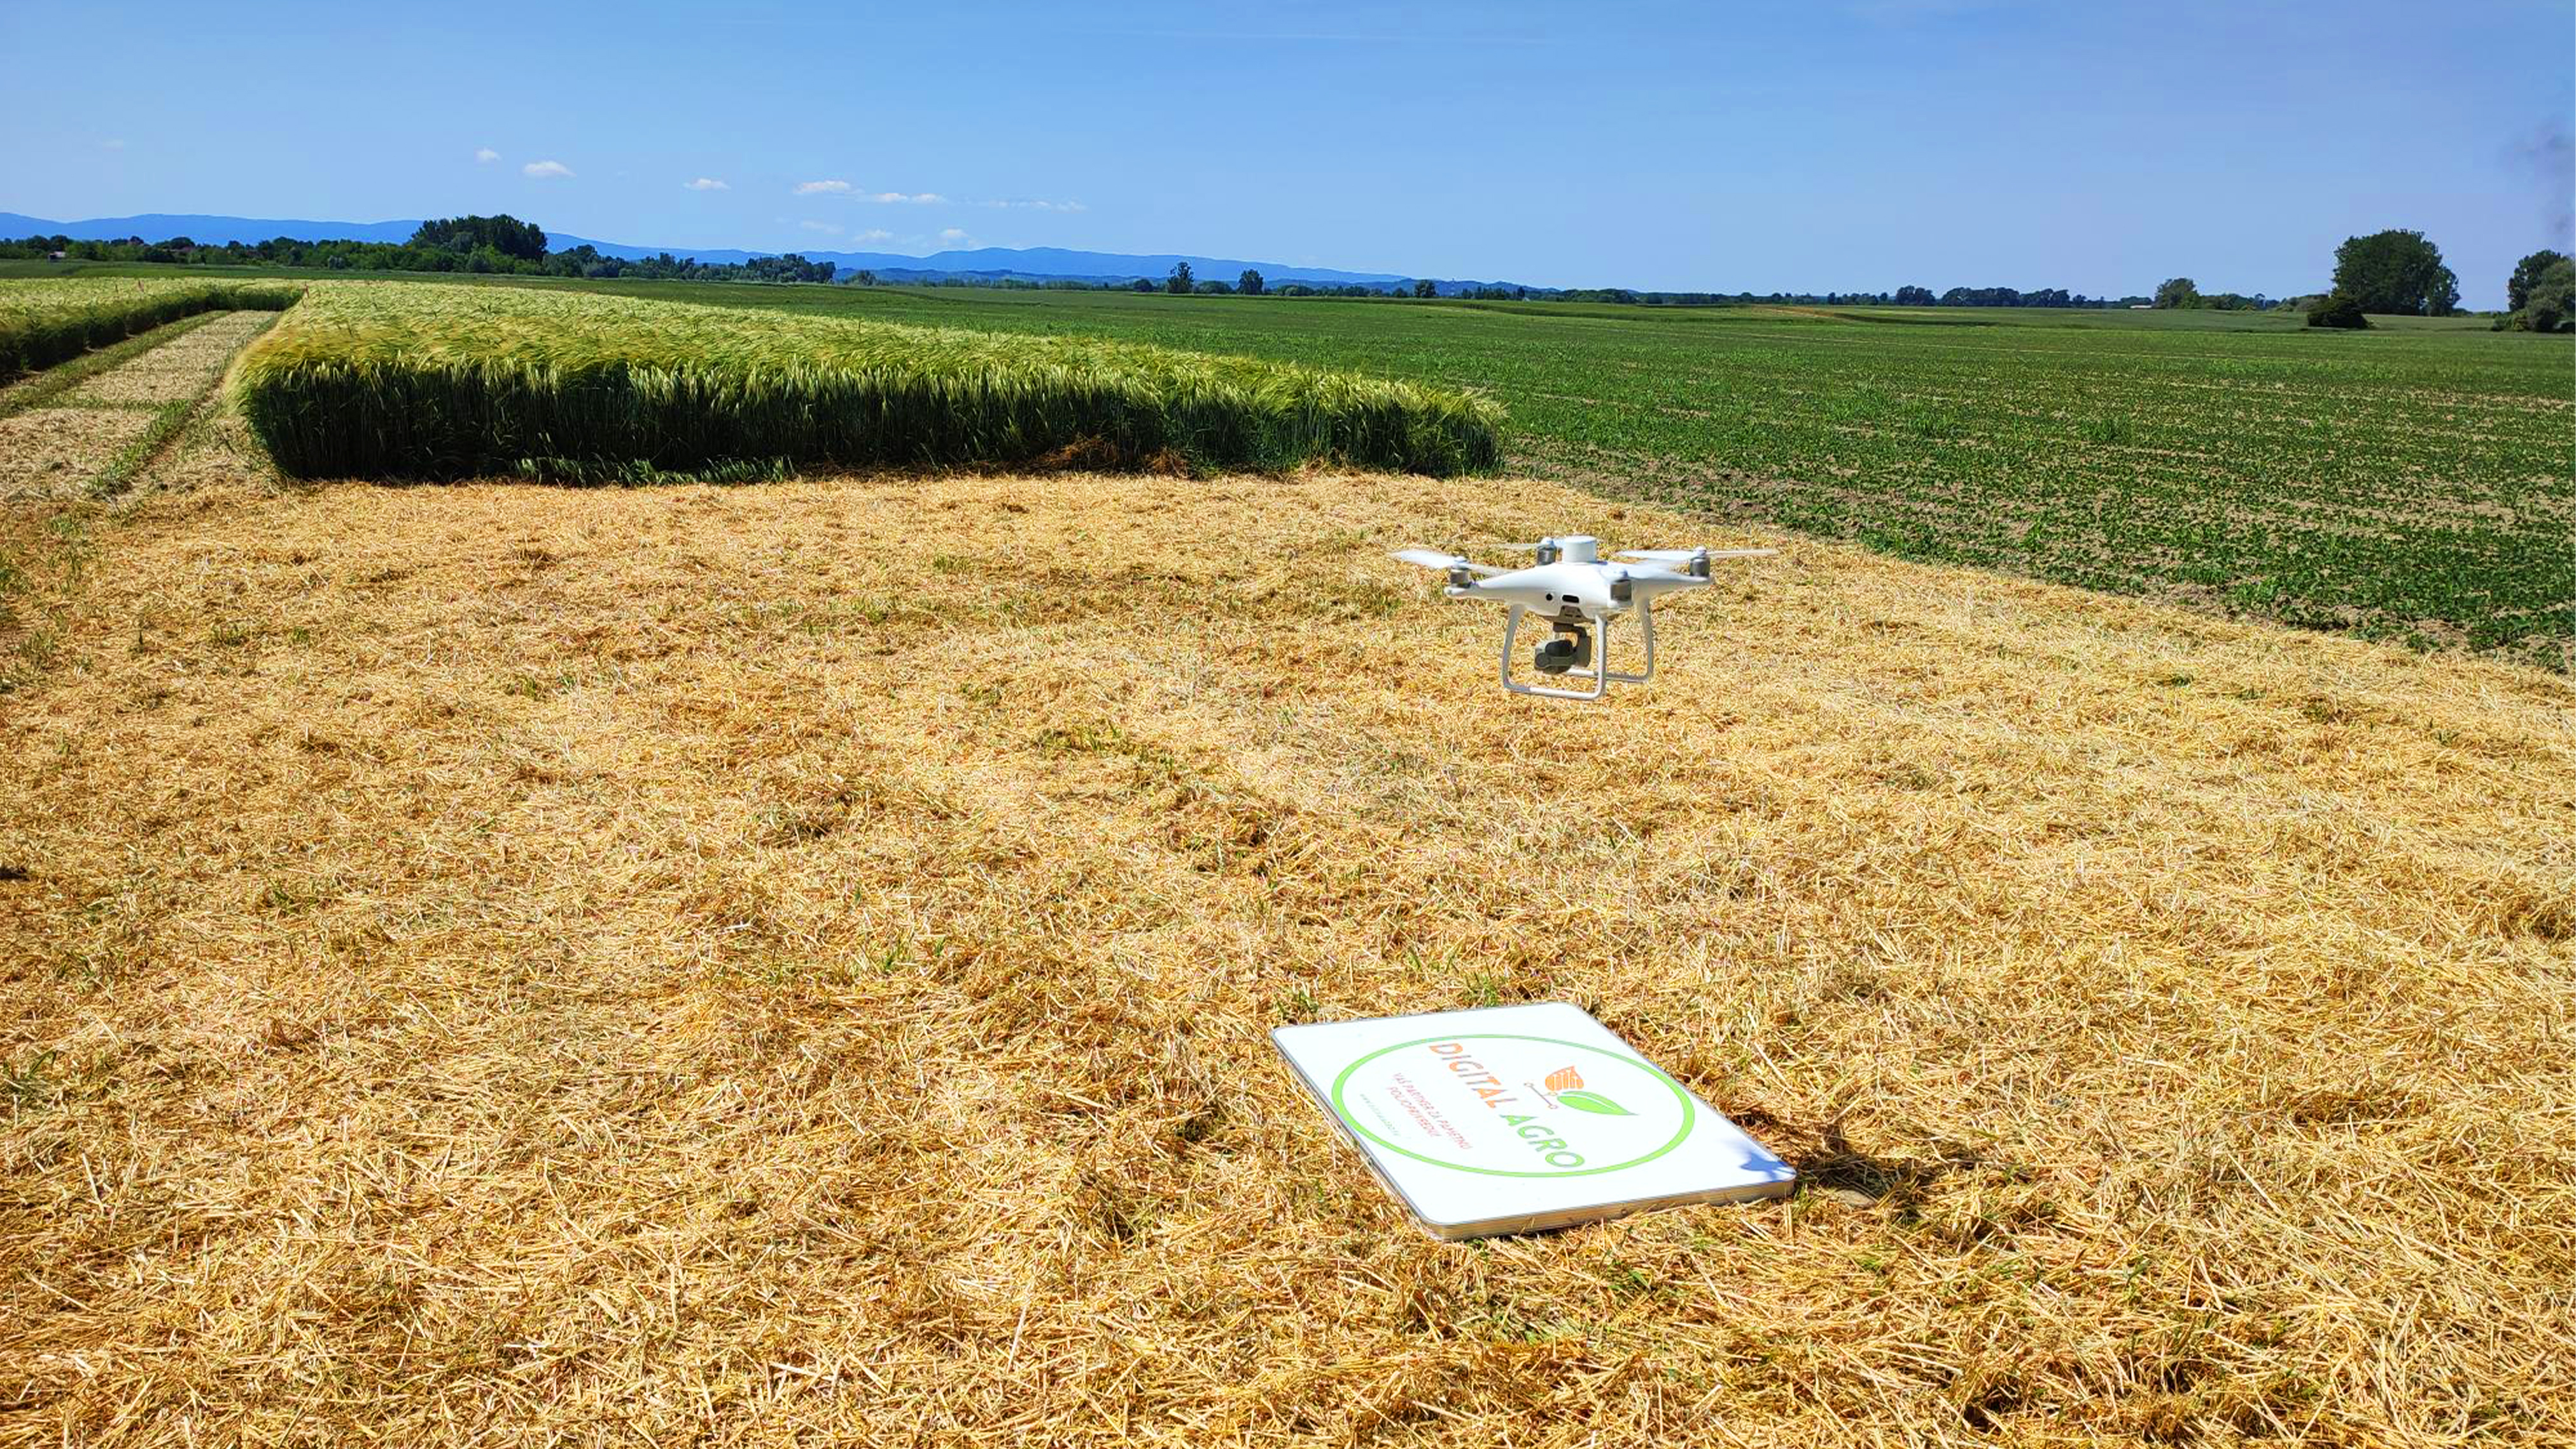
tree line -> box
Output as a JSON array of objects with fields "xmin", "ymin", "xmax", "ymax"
[
  {"xmin": 8, "ymin": 213, "xmax": 2568, "ymax": 328},
  {"xmin": 1136, "ymin": 262, "xmax": 2156, "ymax": 307},
  {"xmin": 1131, "ymin": 263, "xmax": 1516, "ymax": 298},
  {"xmin": 1, "ymin": 214, "xmax": 837, "ymax": 284},
  {"xmin": 2147, "ymin": 229, "xmax": 2570, "ymax": 332}
]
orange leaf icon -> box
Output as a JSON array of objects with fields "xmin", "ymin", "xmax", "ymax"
[{"xmin": 1544, "ymin": 1067, "xmax": 1584, "ymax": 1093}]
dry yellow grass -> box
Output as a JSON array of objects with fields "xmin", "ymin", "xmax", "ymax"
[{"xmin": 2, "ymin": 468, "xmax": 2572, "ymax": 1446}]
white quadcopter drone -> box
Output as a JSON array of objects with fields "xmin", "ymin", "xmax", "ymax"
[{"xmin": 1392, "ymin": 534, "xmax": 1775, "ymax": 700}]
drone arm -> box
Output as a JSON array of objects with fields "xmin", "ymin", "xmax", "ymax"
[{"xmin": 1614, "ymin": 547, "xmax": 1777, "ymax": 580}]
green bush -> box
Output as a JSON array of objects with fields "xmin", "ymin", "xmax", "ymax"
[
  {"xmin": 2304, "ymin": 294, "xmax": 2369, "ymax": 330},
  {"xmin": 233, "ymin": 284, "xmax": 1505, "ymax": 480}
]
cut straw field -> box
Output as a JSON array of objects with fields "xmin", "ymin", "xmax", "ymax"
[
  {"xmin": 3, "ymin": 466, "xmax": 2570, "ymax": 1446},
  {"xmin": 231, "ymin": 284, "xmax": 1502, "ymax": 480}
]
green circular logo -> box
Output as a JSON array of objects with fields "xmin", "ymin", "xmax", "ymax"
[{"xmin": 1328, "ymin": 1033, "xmax": 1697, "ymax": 1178}]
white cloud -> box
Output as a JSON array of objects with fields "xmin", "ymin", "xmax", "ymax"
[
  {"xmin": 939, "ymin": 228, "xmax": 970, "ymax": 242},
  {"xmin": 523, "ymin": 160, "xmax": 573, "ymax": 179},
  {"xmin": 853, "ymin": 228, "xmax": 895, "ymax": 242},
  {"xmin": 799, "ymin": 220, "xmax": 844, "ymax": 235},
  {"xmin": 986, "ymin": 198, "xmax": 1086, "ymax": 212},
  {"xmin": 683, "ymin": 177, "xmax": 730, "ymax": 192},
  {"xmin": 475, "ymin": 147, "xmax": 500, "ymax": 164},
  {"xmin": 101, "ymin": 137, "xmax": 129, "ymax": 151},
  {"xmin": 794, "ymin": 184, "xmax": 952, "ymax": 204}
]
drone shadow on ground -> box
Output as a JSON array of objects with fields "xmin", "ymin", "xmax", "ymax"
[{"xmin": 1728, "ymin": 1107, "xmax": 1980, "ymax": 1214}]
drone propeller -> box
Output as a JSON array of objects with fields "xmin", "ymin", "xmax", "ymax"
[
  {"xmin": 1391, "ymin": 547, "xmax": 1501, "ymax": 577},
  {"xmin": 1613, "ymin": 547, "xmax": 1780, "ymax": 563}
]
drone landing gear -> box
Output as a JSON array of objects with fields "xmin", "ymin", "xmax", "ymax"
[{"xmin": 1499, "ymin": 605, "xmax": 1657, "ymax": 701}]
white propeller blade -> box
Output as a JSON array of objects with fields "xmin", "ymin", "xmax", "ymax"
[
  {"xmin": 1391, "ymin": 547, "xmax": 1499, "ymax": 576},
  {"xmin": 1614, "ymin": 547, "xmax": 1779, "ymax": 562}
]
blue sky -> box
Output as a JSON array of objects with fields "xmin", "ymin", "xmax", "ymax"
[{"xmin": 4, "ymin": 0, "xmax": 2568, "ymax": 304}]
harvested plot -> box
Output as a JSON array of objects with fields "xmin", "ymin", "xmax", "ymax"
[
  {"xmin": 67, "ymin": 309, "xmax": 281, "ymax": 406},
  {"xmin": 232, "ymin": 284, "xmax": 1504, "ymax": 479},
  {"xmin": 0, "ymin": 309, "xmax": 283, "ymax": 499},
  {"xmin": 0, "ymin": 405, "xmax": 154, "ymax": 500},
  {"xmin": 3, "ymin": 468, "xmax": 2570, "ymax": 1445},
  {"xmin": 0, "ymin": 277, "xmax": 300, "ymax": 381}
]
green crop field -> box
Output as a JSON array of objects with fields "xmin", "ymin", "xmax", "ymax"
[
  {"xmin": 12, "ymin": 266, "xmax": 2572, "ymax": 666},
  {"xmin": 519, "ymin": 281, "xmax": 2565, "ymax": 668},
  {"xmin": 229, "ymin": 283, "xmax": 1499, "ymax": 481},
  {"xmin": 0, "ymin": 276, "xmax": 301, "ymax": 381}
]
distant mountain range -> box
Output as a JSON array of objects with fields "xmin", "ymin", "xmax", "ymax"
[{"xmin": 0, "ymin": 211, "xmax": 1541, "ymax": 295}]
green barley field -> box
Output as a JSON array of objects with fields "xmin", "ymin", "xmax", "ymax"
[{"xmin": 230, "ymin": 283, "xmax": 1501, "ymax": 480}]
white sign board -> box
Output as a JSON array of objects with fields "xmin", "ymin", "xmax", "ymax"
[{"xmin": 1273, "ymin": 1002, "xmax": 1794, "ymax": 1240}]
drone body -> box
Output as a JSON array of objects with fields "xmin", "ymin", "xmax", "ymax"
[{"xmin": 1392, "ymin": 534, "xmax": 1775, "ymax": 700}]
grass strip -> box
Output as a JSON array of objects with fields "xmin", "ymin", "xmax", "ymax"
[
  {"xmin": 87, "ymin": 398, "xmax": 206, "ymax": 499},
  {"xmin": 232, "ymin": 284, "xmax": 1504, "ymax": 479}
]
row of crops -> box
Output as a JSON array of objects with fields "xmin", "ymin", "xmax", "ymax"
[
  {"xmin": 0, "ymin": 277, "xmax": 304, "ymax": 381},
  {"xmin": 228, "ymin": 284, "xmax": 1502, "ymax": 479}
]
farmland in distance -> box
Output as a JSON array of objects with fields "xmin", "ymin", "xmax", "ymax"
[
  {"xmin": 562, "ymin": 282, "xmax": 2574, "ymax": 668},
  {"xmin": 2, "ymin": 270, "xmax": 2571, "ymax": 1446}
]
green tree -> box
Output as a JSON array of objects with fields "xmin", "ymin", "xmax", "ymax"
[
  {"xmin": 2507, "ymin": 249, "xmax": 2570, "ymax": 312},
  {"xmin": 410, "ymin": 214, "xmax": 547, "ymax": 261},
  {"xmin": 2330, "ymin": 229, "xmax": 2459, "ymax": 316},
  {"xmin": 1237, "ymin": 268, "xmax": 1264, "ymax": 295},
  {"xmin": 1165, "ymin": 262, "xmax": 1193, "ymax": 295},
  {"xmin": 1411, "ymin": 278, "xmax": 1437, "ymax": 298},
  {"xmin": 2519, "ymin": 256, "xmax": 2575, "ymax": 332},
  {"xmin": 2152, "ymin": 277, "xmax": 2199, "ymax": 309}
]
